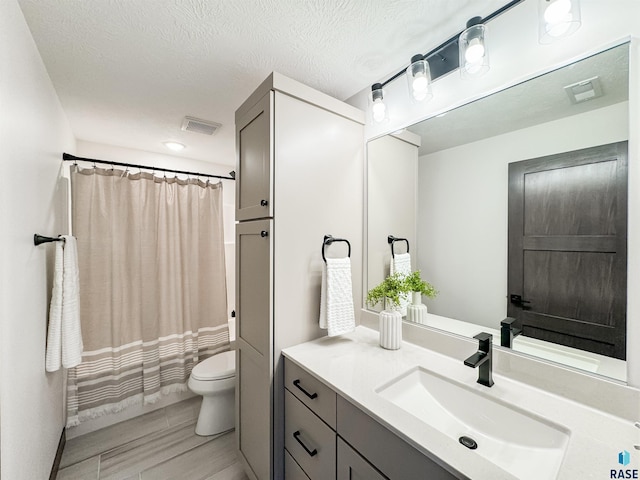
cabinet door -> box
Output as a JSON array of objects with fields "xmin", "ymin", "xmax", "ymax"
[
  {"xmin": 236, "ymin": 219, "xmax": 272, "ymax": 357},
  {"xmin": 236, "ymin": 91, "xmax": 273, "ymax": 221},
  {"xmin": 337, "ymin": 438, "xmax": 387, "ymax": 480},
  {"xmin": 236, "ymin": 219, "xmax": 273, "ymax": 480}
]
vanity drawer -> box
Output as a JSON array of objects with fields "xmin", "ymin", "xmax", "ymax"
[
  {"xmin": 285, "ymin": 389, "xmax": 336, "ymax": 480},
  {"xmin": 285, "ymin": 449, "xmax": 311, "ymax": 480},
  {"xmin": 285, "ymin": 358, "xmax": 336, "ymax": 429}
]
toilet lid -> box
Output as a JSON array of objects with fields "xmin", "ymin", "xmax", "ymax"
[{"xmin": 191, "ymin": 351, "xmax": 235, "ymax": 380}]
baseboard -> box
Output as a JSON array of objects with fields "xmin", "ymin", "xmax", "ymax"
[{"xmin": 49, "ymin": 427, "xmax": 66, "ymax": 480}]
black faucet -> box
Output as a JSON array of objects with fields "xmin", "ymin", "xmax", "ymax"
[
  {"xmin": 500, "ymin": 317, "xmax": 522, "ymax": 348},
  {"xmin": 464, "ymin": 332, "xmax": 494, "ymax": 387}
]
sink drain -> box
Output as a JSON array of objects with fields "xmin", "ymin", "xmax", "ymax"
[{"xmin": 459, "ymin": 436, "xmax": 478, "ymax": 450}]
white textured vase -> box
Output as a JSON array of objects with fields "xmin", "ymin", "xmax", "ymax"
[
  {"xmin": 406, "ymin": 292, "xmax": 428, "ymax": 325},
  {"xmin": 379, "ymin": 309, "xmax": 402, "ymax": 350}
]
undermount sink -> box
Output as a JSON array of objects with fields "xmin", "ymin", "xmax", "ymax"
[{"xmin": 376, "ymin": 367, "xmax": 570, "ymax": 480}]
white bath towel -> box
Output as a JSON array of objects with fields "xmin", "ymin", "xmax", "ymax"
[
  {"xmin": 46, "ymin": 235, "xmax": 83, "ymax": 372},
  {"xmin": 390, "ymin": 252, "xmax": 411, "ymax": 316},
  {"xmin": 319, "ymin": 257, "xmax": 356, "ymax": 337}
]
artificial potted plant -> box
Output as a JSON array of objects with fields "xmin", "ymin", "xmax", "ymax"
[
  {"xmin": 404, "ymin": 271, "xmax": 437, "ymax": 324},
  {"xmin": 366, "ymin": 272, "xmax": 410, "ymax": 349}
]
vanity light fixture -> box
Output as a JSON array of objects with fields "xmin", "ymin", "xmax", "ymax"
[
  {"xmin": 163, "ymin": 141, "xmax": 186, "ymax": 152},
  {"xmin": 370, "ymin": 83, "xmax": 388, "ymax": 123},
  {"xmin": 538, "ymin": 0, "xmax": 581, "ymax": 44},
  {"xmin": 459, "ymin": 17, "xmax": 490, "ymax": 79},
  {"xmin": 406, "ymin": 54, "xmax": 433, "ymax": 103},
  {"xmin": 366, "ymin": 0, "xmax": 524, "ymax": 124}
]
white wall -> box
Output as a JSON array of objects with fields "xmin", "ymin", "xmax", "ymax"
[
  {"xmin": 349, "ymin": 0, "xmax": 640, "ymax": 387},
  {"xmin": 0, "ymin": 1, "xmax": 76, "ymax": 478},
  {"xmin": 418, "ymin": 102, "xmax": 628, "ymax": 328}
]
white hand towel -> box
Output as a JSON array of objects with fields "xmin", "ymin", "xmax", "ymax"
[
  {"xmin": 319, "ymin": 257, "xmax": 356, "ymax": 337},
  {"xmin": 46, "ymin": 236, "xmax": 83, "ymax": 371},
  {"xmin": 390, "ymin": 252, "xmax": 411, "ymax": 276},
  {"xmin": 390, "ymin": 252, "xmax": 411, "ymax": 316}
]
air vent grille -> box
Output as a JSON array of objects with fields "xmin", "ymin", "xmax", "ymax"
[
  {"xmin": 564, "ymin": 76, "xmax": 603, "ymax": 104},
  {"xmin": 181, "ymin": 116, "xmax": 221, "ymax": 136}
]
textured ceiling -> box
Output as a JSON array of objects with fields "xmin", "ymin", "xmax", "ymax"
[
  {"xmin": 409, "ymin": 43, "xmax": 629, "ymax": 155},
  {"xmin": 18, "ymin": 0, "xmax": 508, "ymax": 166}
]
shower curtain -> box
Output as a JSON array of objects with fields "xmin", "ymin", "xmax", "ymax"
[{"xmin": 66, "ymin": 166, "xmax": 230, "ymax": 426}]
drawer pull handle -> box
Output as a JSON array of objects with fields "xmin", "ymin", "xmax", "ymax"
[
  {"xmin": 260, "ymin": 230, "xmax": 269, "ymax": 238},
  {"xmin": 260, "ymin": 199, "xmax": 268, "ymax": 207},
  {"xmin": 293, "ymin": 379, "xmax": 318, "ymax": 399},
  {"xmin": 293, "ymin": 430, "xmax": 317, "ymax": 457}
]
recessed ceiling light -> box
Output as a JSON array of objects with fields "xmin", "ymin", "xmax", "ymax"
[{"xmin": 163, "ymin": 141, "xmax": 185, "ymax": 151}]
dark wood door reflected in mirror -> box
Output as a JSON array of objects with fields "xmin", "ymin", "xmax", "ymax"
[{"xmin": 507, "ymin": 142, "xmax": 627, "ymax": 360}]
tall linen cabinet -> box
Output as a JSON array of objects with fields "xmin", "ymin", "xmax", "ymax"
[{"xmin": 234, "ymin": 73, "xmax": 365, "ymax": 480}]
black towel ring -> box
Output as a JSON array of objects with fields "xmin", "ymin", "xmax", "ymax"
[
  {"xmin": 388, "ymin": 235, "xmax": 409, "ymax": 258},
  {"xmin": 322, "ymin": 235, "xmax": 351, "ymax": 263}
]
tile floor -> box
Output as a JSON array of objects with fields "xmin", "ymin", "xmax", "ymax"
[{"xmin": 57, "ymin": 397, "xmax": 248, "ymax": 480}]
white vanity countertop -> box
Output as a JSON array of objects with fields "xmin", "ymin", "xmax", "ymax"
[{"xmin": 282, "ymin": 326, "xmax": 640, "ymax": 480}]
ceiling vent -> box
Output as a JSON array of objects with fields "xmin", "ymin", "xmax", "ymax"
[
  {"xmin": 181, "ymin": 116, "xmax": 221, "ymax": 136},
  {"xmin": 564, "ymin": 76, "xmax": 603, "ymax": 104}
]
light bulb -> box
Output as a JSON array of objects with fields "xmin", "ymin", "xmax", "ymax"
[
  {"xmin": 372, "ymin": 99, "xmax": 386, "ymax": 122},
  {"xmin": 544, "ymin": 0, "xmax": 574, "ymax": 37},
  {"xmin": 412, "ymin": 74, "xmax": 429, "ymax": 94},
  {"xmin": 465, "ymin": 38, "xmax": 485, "ymax": 64},
  {"xmin": 406, "ymin": 55, "xmax": 432, "ymax": 103},
  {"xmin": 544, "ymin": 0, "xmax": 572, "ymax": 24},
  {"xmin": 538, "ymin": 0, "xmax": 580, "ymax": 43}
]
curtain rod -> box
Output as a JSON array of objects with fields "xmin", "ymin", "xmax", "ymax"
[{"xmin": 62, "ymin": 153, "xmax": 236, "ymax": 181}]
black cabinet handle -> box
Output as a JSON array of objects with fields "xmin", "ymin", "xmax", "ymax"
[
  {"xmin": 293, "ymin": 430, "xmax": 317, "ymax": 457},
  {"xmin": 260, "ymin": 230, "xmax": 269, "ymax": 238},
  {"xmin": 293, "ymin": 379, "xmax": 318, "ymax": 399},
  {"xmin": 260, "ymin": 199, "xmax": 268, "ymax": 207}
]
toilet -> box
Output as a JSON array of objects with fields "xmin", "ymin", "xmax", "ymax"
[{"xmin": 188, "ymin": 350, "xmax": 236, "ymax": 436}]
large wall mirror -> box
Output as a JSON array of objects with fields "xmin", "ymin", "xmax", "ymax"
[{"xmin": 367, "ymin": 43, "xmax": 630, "ymax": 382}]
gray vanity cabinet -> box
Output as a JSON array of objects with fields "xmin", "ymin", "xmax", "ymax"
[
  {"xmin": 235, "ymin": 72, "xmax": 365, "ymax": 480},
  {"xmin": 283, "ymin": 358, "xmax": 462, "ymax": 480}
]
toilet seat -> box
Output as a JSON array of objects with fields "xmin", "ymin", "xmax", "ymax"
[{"xmin": 191, "ymin": 351, "xmax": 235, "ymax": 381}]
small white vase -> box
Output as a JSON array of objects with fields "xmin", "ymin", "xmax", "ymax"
[
  {"xmin": 406, "ymin": 292, "xmax": 428, "ymax": 325},
  {"xmin": 379, "ymin": 309, "xmax": 402, "ymax": 350}
]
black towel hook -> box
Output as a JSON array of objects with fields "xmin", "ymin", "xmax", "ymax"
[
  {"xmin": 388, "ymin": 235, "xmax": 410, "ymax": 258},
  {"xmin": 322, "ymin": 235, "xmax": 351, "ymax": 263}
]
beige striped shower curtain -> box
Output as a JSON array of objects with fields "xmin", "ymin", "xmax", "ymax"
[{"xmin": 66, "ymin": 166, "xmax": 230, "ymax": 426}]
